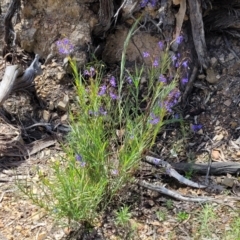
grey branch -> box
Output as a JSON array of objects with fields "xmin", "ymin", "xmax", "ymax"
[
  {"xmin": 0, "ymin": 54, "xmax": 42, "ymax": 106},
  {"xmin": 145, "ymin": 156, "xmax": 207, "ymax": 189},
  {"xmin": 12, "ymin": 54, "xmax": 42, "ymax": 92}
]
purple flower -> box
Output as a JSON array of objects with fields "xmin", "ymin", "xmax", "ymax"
[
  {"xmin": 150, "ymin": 0, "xmax": 157, "ymax": 7},
  {"xmin": 149, "ymin": 113, "xmax": 160, "ymax": 125},
  {"xmin": 158, "ymin": 41, "xmax": 164, "ymax": 50},
  {"xmin": 191, "ymin": 124, "xmax": 203, "ymax": 132},
  {"xmin": 143, "ymin": 51, "xmax": 150, "ymax": 58},
  {"xmin": 175, "ymin": 61, "xmax": 180, "ymax": 68},
  {"xmin": 176, "ymin": 35, "xmax": 184, "ymax": 44},
  {"xmin": 75, "ymin": 154, "xmax": 86, "ymax": 167},
  {"xmin": 153, "ymin": 59, "xmax": 159, "ymax": 67},
  {"xmin": 171, "ymin": 55, "xmax": 177, "ymax": 62},
  {"xmin": 84, "ymin": 70, "xmax": 90, "ymax": 76},
  {"xmin": 162, "ymin": 89, "xmax": 181, "ymax": 112},
  {"xmin": 181, "ymin": 78, "xmax": 188, "ymax": 85},
  {"xmin": 56, "ymin": 38, "xmax": 74, "ymax": 55},
  {"xmin": 109, "ymin": 92, "xmax": 119, "ymax": 100},
  {"xmin": 75, "ymin": 154, "xmax": 82, "ymax": 162},
  {"xmin": 98, "ymin": 85, "xmax": 107, "ymax": 96},
  {"xmin": 159, "ymin": 74, "xmax": 167, "ymax": 83},
  {"xmin": 182, "ymin": 60, "xmax": 188, "ymax": 68},
  {"xmin": 126, "ymin": 76, "xmax": 132, "ymax": 84},
  {"xmin": 89, "ymin": 67, "xmax": 96, "ymax": 77},
  {"xmin": 140, "ymin": 0, "xmax": 148, "ymax": 8},
  {"xmin": 99, "ymin": 106, "xmax": 107, "ymax": 115},
  {"xmin": 110, "ymin": 76, "xmax": 117, "ymax": 87}
]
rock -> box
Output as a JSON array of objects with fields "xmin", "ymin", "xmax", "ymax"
[
  {"xmin": 210, "ymin": 57, "xmax": 218, "ymax": 67},
  {"xmin": 211, "ymin": 149, "xmax": 220, "ymax": 160},
  {"xmin": 15, "ymin": 0, "xmax": 97, "ymax": 66},
  {"xmin": 57, "ymin": 101, "xmax": 68, "ymax": 112},
  {"xmin": 42, "ymin": 110, "xmax": 50, "ymax": 122},
  {"xmin": 206, "ymin": 68, "xmax": 218, "ymax": 84},
  {"xmin": 223, "ymin": 99, "xmax": 232, "ymax": 107},
  {"xmin": 63, "ymin": 94, "xmax": 69, "ymax": 104},
  {"xmin": 222, "ymin": 177, "xmax": 234, "ymax": 188},
  {"xmin": 61, "ymin": 114, "xmax": 68, "ymax": 122},
  {"xmin": 57, "ymin": 72, "xmax": 65, "ymax": 80},
  {"xmin": 49, "ymin": 101, "xmax": 55, "ymax": 111},
  {"xmin": 198, "ymin": 74, "xmax": 206, "ymax": 80},
  {"xmin": 219, "ymin": 54, "xmax": 225, "ymax": 63}
]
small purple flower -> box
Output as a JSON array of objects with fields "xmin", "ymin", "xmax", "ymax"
[
  {"xmin": 98, "ymin": 85, "xmax": 107, "ymax": 96},
  {"xmin": 109, "ymin": 92, "xmax": 119, "ymax": 100},
  {"xmin": 171, "ymin": 55, "xmax": 177, "ymax": 62},
  {"xmin": 75, "ymin": 154, "xmax": 86, "ymax": 167},
  {"xmin": 191, "ymin": 124, "xmax": 203, "ymax": 132},
  {"xmin": 176, "ymin": 35, "xmax": 184, "ymax": 44},
  {"xmin": 99, "ymin": 106, "xmax": 107, "ymax": 115},
  {"xmin": 56, "ymin": 38, "xmax": 74, "ymax": 55},
  {"xmin": 110, "ymin": 76, "xmax": 117, "ymax": 87},
  {"xmin": 89, "ymin": 67, "xmax": 96, "ymax": 77},
  {"xmin": 158, "ymin": 41, "xmax": 164, "ymax": 50},
  {"xmin": 175, "ymin": 61, "xmax": 180, "ymax": 68},
  {"xmin": 75, "ymin": 154, "xmax": 82, "ymax": 162},
  {"xmin": 181, "ymin": 78, "xmax": 188, "ymax": 85},
  {"xmin": 149, "ymin": 113, "xmax": 160, "ymax": 125},
  {"xmin": 182, "ymin": 60, "xmax": 188, "ymax": 68},
  {"xmin": 153, "ymin": 59, "xmax": 159, "ymax": 67},
  {"xmin": 140, "ymin": 0, "xmax": 148, "ymax": 8},
  {"xmin": 150, "ymin": 0, "xmax": 157, "ymax": 7},
  {"xmin": 143, "ymin": 51, "xmax": 150, "ymax": 58},
  {"xmin": 159, "ymin": 74, "xmax": 167, "ymax": 83},
  {"xmin": 126, "ymin": 76, "xmax": 132, "ymax": 84},
  {"xmin": 84, "ymin": 70, "xmax": 90, "ymax": 77},
  {"xmin": 162, "ymin": 89, "xmax": 181, "ymax": 113}
]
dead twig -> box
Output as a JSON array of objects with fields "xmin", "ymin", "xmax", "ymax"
[
  {"xmin": 138, "ymin": 180, "xmax": 213, "ymax": 202},
  {"xmin": 144, "ymin": 155, "xmax": 206, "ymax": 188}
]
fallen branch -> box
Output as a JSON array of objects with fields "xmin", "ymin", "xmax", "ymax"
[
  {"xmin": 171, "ymin": 162, "xmax": 240, "ymax": 175},
  {"xmin": 4, "ymin": 0, "xmax": 21, "ymax": 46},
  {"xmin": 0, "ymin": 65, "xmax": 21, "ymax": 105},
  {"xmin": 139, "ymin": 180, "xmax": 213, "ymax": 202},
  {"xmin": 145, "ymin": 156, "xmax": 206, "ymax": 188},
  {"xmin": 0, "ymin": 54, "xmax": 42, "ymax": 106},
  {"xmin": 188, "ymin": 0, "xmax": 209, "ymax": 69},
  {"xmin": 1, "ymin": 137, "xmax": 56, "ymax": 157}
]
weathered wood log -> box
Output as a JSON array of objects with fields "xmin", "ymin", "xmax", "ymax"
[
  {"xmin": 0, "ymin": 65, "xmax": 21, "ymax": 106},
  {"xmin": 0, "ymin": 54, "xmax": 42, "ymax": 106},
  {"xmin": 188, "ymin": 0, "xmax": 210, "ymax": 69},
  {"xmin": 11, "ymin": 54, "xmax": 42, "ymax": 91},
  {"xmin": 93, "ymin": 0, "xmax": 114, "ymax": 36},
  {"xmin": 172, "ymin": 162, "xmax": 240, "ymax": 175}
]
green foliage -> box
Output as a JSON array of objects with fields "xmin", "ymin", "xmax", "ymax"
[
  {"xmin": 165, "ymin": 199, "xmax": 174, "ymax": 210},
  {"xmin": 176, "ymin": 211, "xmax": 189, "ymax": 222},
  {"xmin": 156, "ymin": 210, "xmax": 167, "ymax": 222},
  {"xmin": 197, "ymin": 204, "xmax": 216, "ymax": 238},
  {"xmin": 115, "ymin": 206, "xmax": 132, "ymax": 227},
  {"xmin": 17, "ymin": 21, "xmax": 180, "ymax": 226}
]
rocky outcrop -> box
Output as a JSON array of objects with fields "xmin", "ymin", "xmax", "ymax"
[{"xmin": 15, "ymin": 0, "xmax": 98, "ymax": 65}]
